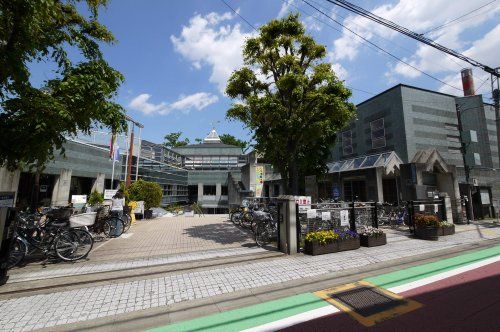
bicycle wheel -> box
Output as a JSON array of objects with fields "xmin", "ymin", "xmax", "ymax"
[
  {"xmin": 104, "ymin": 217, "xmax": 124, "ymax": 238},
  {"xmin": 71, "ymin": 229, "xmax": 94, "ymax": 258},
  {"xmin": 255, "ymin": 223, "xmax": 271, "ymax": 246},
  {"xmin": 122, "ymin": 214, "xmax": 131, "ymax": 233},
  {"xmin": 7, "ymin": 238, "xmax": 27, "ymax": 269},
  {"xmin": 54, "ymin": 231, "xmax": 80, "ymax": 261}
]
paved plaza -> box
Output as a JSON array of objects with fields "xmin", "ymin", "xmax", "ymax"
[{"xmin": 1, "ymin": 223, "xmax": 499, "ymax": 331}]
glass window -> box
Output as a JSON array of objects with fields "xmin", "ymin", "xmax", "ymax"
[
  {"xmin": 474, "ymin": 153, "xmax": 481, "ymax": 166},
  {"xmin": 371, "ymin": 118, "xmax": 386, "ymax": 149},
  {"xmin": 353, "ymin": 157, "xmax": 365, "ymax": 169},
  {"xmin": 360, "ymin": 154, "xmax": 380, "ymax": 168},
  {"xmin": 342, "ymin": 130, "xmax": 353, "ymax": 155},
  {"xmin": 221, "ymin": 185, "xmax": 228, "ymax": 196},
  {"xmin": 203, "ymin": 185, "xmax": 216, "ymax": 196}
]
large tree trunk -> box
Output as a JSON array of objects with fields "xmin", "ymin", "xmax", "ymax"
[
  {"xmin": 290, "ymin": 160, "xmax": 300, "ymax": 196},
  {"xmin": 31, "ymin": 169, "xmax": 41, "ymax": 212}
]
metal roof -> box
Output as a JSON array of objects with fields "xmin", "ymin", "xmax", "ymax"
[{"xmin": 327, "ymin": 151, "xmax": 403, "ymax": 174}]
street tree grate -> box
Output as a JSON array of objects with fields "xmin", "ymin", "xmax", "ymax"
[{"xmin": 314, "ymin": 281, "xmax": 422, "ymax": 326}]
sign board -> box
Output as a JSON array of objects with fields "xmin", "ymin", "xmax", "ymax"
[
  {"xmin": 134, "ymin": 201, "xmax": 145, "ymax": 214},
  {"xmin": 294, "ymin": 196, "xmax": 312, "ymax": 213},
  {"xmin": 0, "ymin": 192, "xmax": 15, "ymax": 208},
  {"xmin": 255, "ymin": 166, "xmax": 265, "ymax": 197},
  {"xmin": 321, "ymin": 211, "xmax": 330, "ymax": 221},
  {"xmin": 71, "ymin": 195, "xmax": 87, "ymax": 204},
  {"xmin": 419, "ymin": 204, "xmax": 425, "ymax": 212},
  {"xmin": 306, "ymin": 209, "xmax": 317, "ymax": 219},
  {"xmin": 104, "ymin": 189, "xmax": 118, "ymax": 200},
  {"xmin": 434, "ymin": 204, "xmax": 439, "ymax": 213},
  {"xmin": 184, "ymin": 211, "xmax": 194, "ymax": 217},
  {"xmin": 480, "ymin": 191, "xmax": 490, "ymax": 205},
  {"xmin": 340, "ymin": 210, "xmax": 349, "ymax": 226},
  {"xmin": 40, "ymin": 185, "xmax": 48, "ymax": 193}
]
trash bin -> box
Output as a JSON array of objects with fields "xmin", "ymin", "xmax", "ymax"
[{"xmin": 0, "ymin": 207, "xmax": 17, "ymax": 285}]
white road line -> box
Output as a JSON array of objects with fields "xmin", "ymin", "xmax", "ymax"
[
  {"xmin": 243, "ymin": 255, "xmax": 500, "ymax": 332},
  {"xmin": 240, "ymin": 306, "xmax": 339, "ymax": 332}
]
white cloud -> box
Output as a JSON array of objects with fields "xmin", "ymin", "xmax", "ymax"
[
  {"xmin": 128, "ymin": 92, "xmax": 218, "ymax": 116},
  {"xmin": 129, "ymin": 94, "xmax": 167, "ymax": 115},
  {"xmin": 171, "ymin": 11, "xmax": 254, "ymax": 93},
  {"xmin": 169, "ymin": 92, "xmax": 219, "ymax": 113},
  {"xmin": 331, "ymin": 0, "xmax": 500, "ymax": 66}
]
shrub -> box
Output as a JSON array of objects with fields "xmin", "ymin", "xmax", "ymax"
[
  {"xmin": 305, "ymin": 230, "xmax": 339, "ymax": 245},
  {"xmin": 441, "ymin": 221, "xmax": 454, "ymax": 228},
  {"xmin": 119, "ymin": 182, "xmax": 130, "ymax": 204},
  {"xmin": 88, "ymin": 190, "xmax": 104, "ymax": 206},
  {"xmin": 128, "ymin": 179, "xmax": 163, "ymax": 210},
  {"xmin": 335, "ymin": 229, "xmax": 359, "ymax": 239},
  {"xmin": 414, "ymin": 214, "xmax": 441, "ymax": 228}
]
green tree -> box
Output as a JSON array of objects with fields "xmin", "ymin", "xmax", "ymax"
[
  {"xmin": 0, "ymin": 0, "xmax": 127, "ymax": 171},
  {"xmin": 219, "ymin": 134, "xmax": 248, "ymax": 152},
  {"xmin": 226, "ymin": 14, "xmax": 355, "ymax": 195},
  {"xmin": 163, "ymin": 132, "xmax": 190, "ymax": 148},
  {"xmin": 194, "ymin": 138, "xmax": 203, "ymax": 144},
  {"xmin": 128, "ymin": 179, "xmax": 163, "ymax": 210}
]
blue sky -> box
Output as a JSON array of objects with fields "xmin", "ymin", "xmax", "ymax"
[{"xmin": 30, "ymin": 0, "xmax": 500, "ymax": 144}]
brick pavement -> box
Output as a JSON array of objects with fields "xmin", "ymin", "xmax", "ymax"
[
  {"xmin": 1, "ymin": 224, "xmax": 499, "ymax": 331},
  {"xmin": 88, "ymin": 214, "xmax": 255, "ymax": 261}
]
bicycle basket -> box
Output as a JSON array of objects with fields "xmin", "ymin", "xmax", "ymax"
[
  {"xmin": 96, "ymin": 205, "xmax": 110, "ymax": 219},
  {"xmin": 46, "ymin": 207, "xmax": 73, "ymax": 219}
]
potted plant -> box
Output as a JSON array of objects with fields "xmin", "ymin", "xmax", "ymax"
[
  {"xmin": 87, "ymin": 190, "xmax": 104, "ymax": 210},
  {"xmin": 304, "ymin": 230, "xmax": 340, "ymax": 255},
  {"xmin": 359, "ymin": 227, "xmax": 386, "ymax": 247},
  {"xmin": 414, "ymin": 214, "xmax": 442, "ymax": 240},
  {"xmin": 336, "ymin": 229, "xmax": 361, "ymax": 251},
  {"xmin": 128, "ymin": 179, "xmax": 163, "ymax": 219},
  {"xmin": 440, "ymin": 221, "xmax": 455, "ymax": 236}
]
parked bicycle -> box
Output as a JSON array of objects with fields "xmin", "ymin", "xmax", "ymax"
[{"xmin": 7, "ymin": 208, "xmax": 94, "ymax": 268}]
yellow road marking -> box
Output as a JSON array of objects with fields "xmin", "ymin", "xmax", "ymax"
[{"xmin": 314, "ymin": 281, "xmax": 422, "ymax": 327}]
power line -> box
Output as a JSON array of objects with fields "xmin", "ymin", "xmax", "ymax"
[
  {"xmin": 306, "ymin": 0, "xmax": 467, "ymax": 73},
  {"xmin": 220, "ymin": 0, "xmax": 258, "ymax": 31},
  {"xmin": 322, "ymin": 0, "xmax": 499, "ymax": 77},
  {"xmin": 302, "ymin": 0, "xmax": 463, "ymax": 91},
  {"xmin": 422, "ymin": 0, "xmax": 497, "ymax": 35}
]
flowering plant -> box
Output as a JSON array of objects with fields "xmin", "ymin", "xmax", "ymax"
[
  {"xmin": 305, "ymin": 230, "xmax": 339, "ymax": 245},
  {"xmin": 359, "ymin": 227, "xmax": 384, "ymax": 237},
  {"xmin": 414, "ymin": 214, "xmax": 441, "ymax": 228},
  {"xmin": 335, "ymin": 229, "xmax": 359, "ymax": 240},
  {"xmin": 441, "ymin": 221, "xmax": 454, "ymax": 228}
]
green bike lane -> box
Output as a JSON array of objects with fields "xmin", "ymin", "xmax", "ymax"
[{"xmin": 149, "ymin": 245, "xmax": 500, "ymax": 332}]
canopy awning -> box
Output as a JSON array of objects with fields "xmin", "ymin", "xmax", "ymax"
[{"xmin": 327, "ymin": 151, "xmax": 403, "ymax": 176}]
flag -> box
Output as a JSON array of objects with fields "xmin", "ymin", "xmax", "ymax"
[{"xmin": 113, "ymin": 146, "xmax": 120, "ymax": 162}]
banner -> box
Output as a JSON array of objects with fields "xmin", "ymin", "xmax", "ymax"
[{"xmin": 255, "ymin": 165, "xmax": 265, "ymax": 197}]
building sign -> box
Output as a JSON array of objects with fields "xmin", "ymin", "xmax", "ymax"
[
  {"xmin": 104, "ymin": 189, "xmax": 118, "ymax": 200},
  {"xmin": 294, "ymin": 196, "xmax": 312, "ymax": 213},
  {"xmin": 306, "ymin": 209, "xmax": 317, "ymax": 219},
  {"xmin": 255, "ymin": 165, "xmax": 265, "ymax": 197},
  {"xmin": 0, "ymin": 192, "xmax": 15, "ymax": 208},
  {"xmin": 340, "ymin": 210, "xmax": 349, "ymax": 226},
  {"xmin": 480, "ymin": 191, "xmax": 490, "ymax": 205},
  {"xmin": 71, "ymin": 195, "xmax": 87, "ymax": 205}
]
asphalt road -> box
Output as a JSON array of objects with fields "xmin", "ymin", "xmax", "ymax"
[{"xmin": 282, "ymin": 261, "xmax": 500, "ymax": 332}]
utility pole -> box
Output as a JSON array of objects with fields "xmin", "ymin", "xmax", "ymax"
[
  {"xmin": 456, "ymin": 104, "xmax": 474, "ymax": 224},
  {"xmin": 492, "ymin": 67, "xmax": 500, "ymax": 166}
]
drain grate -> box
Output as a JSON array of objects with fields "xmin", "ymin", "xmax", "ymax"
[
  {"xmin": 329, "ymin": 286, "xmax": 405, "ymax": 317},
  {"xmin": 315, "ymin": 281, "xmax": 422, "ymax": 327}
]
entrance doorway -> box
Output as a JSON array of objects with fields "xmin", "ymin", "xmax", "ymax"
[{"xmin": 343, "ymin": 180, "xmax": 366, "ymax": 201}]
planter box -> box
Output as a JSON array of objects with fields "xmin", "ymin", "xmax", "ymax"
[
  {"xmin": 304, "ymin": 238, "xmax": 360, "ymax": 256},
  {"xmin": 360, "ymin": 233, "xmax": 387, "ymax": 247},
  {"xmin": 415, "ymin": 227, "xmax": 440, "ymax": 240},
  {"xmin": 304, "ymin": 240, "xmax": 338, "ymax": 256},
  {"xmin": 144, "ymin": 209, "xmax": 153, "ymax": 219},
  {"xmin": 441, "ymin": 225, "xmax": 455, "ymax": 236},
  {"xmin": 338, "ymin": 237, "xmax": 361, "ymax": 251}
]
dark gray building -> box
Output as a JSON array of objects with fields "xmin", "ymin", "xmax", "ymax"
[{"xmin": 318, "ymin": 84, "xmax": 499, "ymax": 221}]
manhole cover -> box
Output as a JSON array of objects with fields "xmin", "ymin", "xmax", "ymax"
[{"xmin": 315, "ymin": 281, "xmax": 422, "ymax": 326}]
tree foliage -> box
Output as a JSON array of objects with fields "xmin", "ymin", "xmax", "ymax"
[
  {"xmin": 219, "ymin": 134, "xmax": 248, "ymax": 152},
  {"xmin": 128, "ymin": 179, "xmax": 163, "ymax": 210},
  {"xmin": 226, "ymin": 14, "xmax": 356, "ymax": 194},
  {"xmin": 163, "ymin": 132, "xmax": 190, "ymax": 148},
  {"xmin": 0, "ymin": 0, "xmax": 126, "ymax": 170}
]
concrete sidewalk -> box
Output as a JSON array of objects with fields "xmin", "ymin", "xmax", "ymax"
[{"xmin": 1, "ymin": 223, "xmax": 499, "ymax": 331}]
